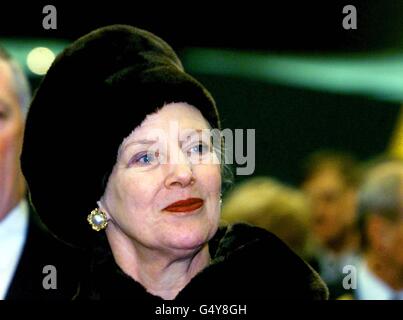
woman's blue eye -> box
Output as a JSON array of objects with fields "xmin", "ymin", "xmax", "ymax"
[
  {"xmin": 139, "ymin": 154, "xmax": 153, "ymax": 164},
  {"xmin": 190, "ymin": 143, "xmax": 208, "ymax": 155},
  {"xmin": 130, "ymin": 152, "xmax": 156, "ymax": 166}
]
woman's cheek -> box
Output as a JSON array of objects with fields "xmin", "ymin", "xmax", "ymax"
[{"xmin": 205, "ymin": 165, "xmax": 221, "ymax": 192}]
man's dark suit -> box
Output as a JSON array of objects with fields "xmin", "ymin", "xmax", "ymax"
[{"xmin": 6, "ymin": 204, "xmax": 84, "ymax": 300}]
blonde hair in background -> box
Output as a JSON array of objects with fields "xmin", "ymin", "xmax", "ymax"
[{"xmin": 221, "ymin": 177, "xmax": 313, "ymax": 259}]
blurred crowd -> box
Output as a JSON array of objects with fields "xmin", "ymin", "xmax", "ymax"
[{"xmin": 223, "ymin": 151, "xmax": 403, "ymax": 299}]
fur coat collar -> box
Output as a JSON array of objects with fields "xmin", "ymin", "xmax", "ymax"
[{"xmin": 74, "ymin": 223, "xmax": 328, "ymax": 300}]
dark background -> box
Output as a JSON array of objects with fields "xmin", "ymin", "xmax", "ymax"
[
  {"xmin": 2, "ymin": 1, "xmax": 403, "ymax": 52},
  {"xmin": 1, "ymin": 1, "xmax": 402, "ymax": 188}
]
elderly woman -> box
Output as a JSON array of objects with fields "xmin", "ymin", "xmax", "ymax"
[{"xmin": 20, "ymin": 25, "xmax": 327, "ymax": 300}]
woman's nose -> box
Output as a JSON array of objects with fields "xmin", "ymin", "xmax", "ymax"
[{"xmin": 164, "ymin": 151, "xmax": 194, "ymax": 188}]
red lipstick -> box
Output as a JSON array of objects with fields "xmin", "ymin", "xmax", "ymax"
[{"xmin": 163, "ymin": 198, "xmax": 204, "ymax": 213}]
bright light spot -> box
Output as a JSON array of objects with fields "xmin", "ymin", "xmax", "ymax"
[{"xmin": 26, "ymin": 47, "xmax": 55, "ymax": 75}]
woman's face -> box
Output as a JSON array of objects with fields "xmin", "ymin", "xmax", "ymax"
[{"xmin": 101, "ymin": 103, "xmax": 221, "ymax": 254}]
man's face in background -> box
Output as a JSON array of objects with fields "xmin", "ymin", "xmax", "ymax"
[
  {"xmin": 303, "ymin": 165, "xmax": 357, "ymax": 248},
  {"xmin": 0, "ymin": 59, "xmax": 25, "ymax": 220}
]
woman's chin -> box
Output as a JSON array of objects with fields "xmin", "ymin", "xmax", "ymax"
[{"xmin": 161, "ymin": 228, "xmax": 212, "ymax": 252}]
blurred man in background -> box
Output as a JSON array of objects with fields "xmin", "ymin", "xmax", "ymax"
[
  {"xmin": 222, "ymin": 176, "xmax": 313, "ymax": 260},
  {"xmin": 355, "ymin": 160, "xmax": 403, "ymax": 299},
  {"xmin": 0, "ymin": 45, "xmax": 80, "ymax": 299},
  {"xmin": 301, "ymin": 150, "xmax": 361, "ymax": 298}
]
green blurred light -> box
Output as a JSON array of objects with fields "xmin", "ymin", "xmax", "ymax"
[{"xmin": 182, "ymin": 48, "xmax": 403, "ymax": 103}]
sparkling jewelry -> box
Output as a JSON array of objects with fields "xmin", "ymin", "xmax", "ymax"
[{"xmin": 87, "ymin": 208, "xmax": 108, "ymax": 231}]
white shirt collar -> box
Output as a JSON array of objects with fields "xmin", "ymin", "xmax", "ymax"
[
  {"xmin": 357, "ymin": 258, "xmax": 403, "ymax": 300},
  {"xmin": 0, "ymin": 199, "xmax": 29, "ymax": 299}
]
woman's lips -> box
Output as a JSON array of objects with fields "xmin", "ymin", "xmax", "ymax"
[{"xmin": 163, "ymin": 198, "xmax": 204, "ymax": 213}]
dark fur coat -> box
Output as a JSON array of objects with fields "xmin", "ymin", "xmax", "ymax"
[{"xmin": 74, "ymin": 223, "xmax": 328, "ymax": 301}]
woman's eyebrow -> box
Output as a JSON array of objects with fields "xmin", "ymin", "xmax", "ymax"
[
  {"xmin": 122, "ymin": 130, "xmax": 207, "ymax": 151},
  {"xmin": 131, "ymin": 139, "xmax": 158, "ymax": 145},
  {"xmin": 181, "ymin": 129, "xmax": 204, "ymax": 141},
  {"xmin": 122, "ymin": 139, "xmax": 159, "ymax": 151}
]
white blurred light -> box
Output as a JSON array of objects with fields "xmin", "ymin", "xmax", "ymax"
[{"xmin": 26, "ymin": 47, "xmax": 55, "ymax": 75}]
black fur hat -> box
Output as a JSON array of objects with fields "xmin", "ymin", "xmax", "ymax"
[{"xmin": 20, "ymin": 25, "xmax": 220, "ymax": 247}]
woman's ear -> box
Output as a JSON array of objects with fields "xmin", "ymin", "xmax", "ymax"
[{"xmin": 97, "ymin": 200, "xmax": 111, "ymax": 220}]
